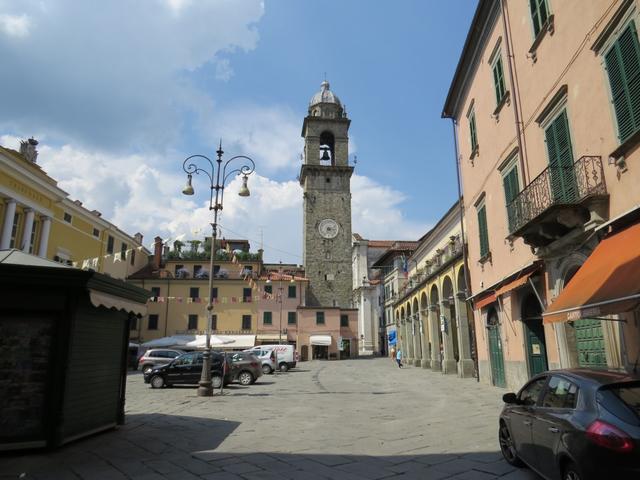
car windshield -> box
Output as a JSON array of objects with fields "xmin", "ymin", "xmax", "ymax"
[{"xmin": 598, "ymin": 381, "xmax": 640, "ymax": 425}]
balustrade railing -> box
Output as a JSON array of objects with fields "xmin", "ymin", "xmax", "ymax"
[{"xmin": 507, "ymin": 156, "xmax": 606, "ymax": 234}]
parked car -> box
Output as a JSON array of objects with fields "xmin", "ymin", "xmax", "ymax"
[
  {"xmin": 244, "ymin": 348, "xmax": 277, "ymax": 374},
  {"xmin": 228, "ymin": 352, "xmax": 263, "ymax": 385},
  {"xmin": 138, "ymin": 348, "xmax": 184, "ymax": 374},
  {"xmin": 499, "ymin": 369, "xmax": 640, "ymax": 480},
  {"xmin": 246, "ymin": 344, "xmax": 297, "ymax": 372},
  {"xmin": 143, "ymin": 351, "xmax": 232, "ymax": 389}
]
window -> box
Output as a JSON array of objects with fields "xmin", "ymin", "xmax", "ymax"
[
  {"xmin": 151, "ymin": 287, "xmax": 161, "ymax": 298},
  {"xmin": 468, "ymin": 108, "xmax": 479, "ymax": 154},
  {"xmin": 502, "ymin": 162, "xmax": 520, "ymax": 229},
  {"xmin": 605, "ymin": 20, "xmax": 640, "ymax": 143},
  {"xmin": 477, "ymin": 204, "xmax": 490, "ymax": 259},
  {"xmin": 130, "ymin": 249, "xmax": 136, "ymax": 265},
  {"xmin": 175, "ymin": 264, "xmax": 184, "ymax": 276},
  {"xmin": 106, "ymin": 235, "xmax": 115, "ymax": 254},
  {"xmin": 544, "ymin": 109, "xmax": 576, "ymax": 202},
  {"xmin": 288, "ymin": 312, "xmax": 297, "ymax": 325},
  {"xmin": 492, "ymin": 56, "xmax": 507, "ymax": 106},
  {"xmin": 129, "ymin": 317, "xmax": 138, "ymax": 331},
  {"xmin": 340, "ymin": 314, "xmax": 349, "ymax": 327},
  {"xmin": 518, "ymin": 377, "xmax": 547, "ymax": 406},
  {"xmin": 288, "ymin": 285, "xmax": 297, "ymax": 298},
  {"xmin": 9, "ymin": 212, "xmax": 20, "ymax": 248},
  {"xmin": 121, "ymin": 243, "xmax": 127, "ymax": 261},
  {"xmin": 243, "ymin": 288, "xmax": 252, "ymax": 302},
  {"xmin": 92, "ymin": 228, "xmax": 100, "ymax": 238},
  {"xmin": 530, "ymin": 0, "xmax": 550, "ymax": 37},
  {"xmin": 263, "ymin": 311, "xmax": 272, "ymax": 325},
  {"xmin": 265, "ymin": 285, "xmax": 273, "ymax": 294},
  {"xmin": 188, "ymin": 314, "xmax": 198, "ymax": 330},
  {"xmin": 316, "ymin": 311, "xmax": 325, "ymax": 325},
  {"xmin": 63, "ymin": 212, "xmax": 72, "ymax": 223},
  {"xmin": 542, "ymin": 376, "xmax": 578, "ymax": 409},
  {"xmin": 211, "ymin": 287, "xmax": 218, "ymax": 300},
  {"xmin": 148, "ymin": 314, "xmax": 159, "ymax": 330},
  {"xmin": 242, "ymin": 315, "xmax": 252, "ymax": 330},
  {"xmin": 28, "ymin": 219, "xmax": 38, "ymax": 254},
  {"xmin": 194, "ymin": 265, "xmax": 203, "ymax": 277},
  {"xmin": 211, "ymin": 314, "xmax": 217, "ymax": 331},
  {"xmin": 189, "ymin": 287, "xmax": 199, "ymax": 299}
]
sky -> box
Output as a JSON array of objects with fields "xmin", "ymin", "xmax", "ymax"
[{"xmin": 0, "ymin": 0, "xmax": 476, "ymax": 264}]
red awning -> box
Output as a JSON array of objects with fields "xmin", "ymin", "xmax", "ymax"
[
  {"xmin": 474, "ymin": 292, "xmax": 497, "ymax": 310},
  {"xmin": 543, "ymin": 222, "xmax": 640, "ymax": 323},
  {"xmin": 495, "ymin": 271, "xmax": 535, "ymax": 298}
]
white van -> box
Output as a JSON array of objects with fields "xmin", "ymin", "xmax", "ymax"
[{"xmin": 247, "ymin": 344, "xmax": 297, "ymax": 372}]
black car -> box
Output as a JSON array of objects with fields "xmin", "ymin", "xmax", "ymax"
[
  {"xmin": 143, "ymin": 351, "xmax": 232, "ymax": 389},
  {"xmin": 499, "ymin": 369, "xmax": 640, "ymax": 480}
]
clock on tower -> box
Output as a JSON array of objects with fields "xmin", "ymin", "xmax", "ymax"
[{"xmin": 300, "ymin": 81, "xmax": 353, "ymax": 308}]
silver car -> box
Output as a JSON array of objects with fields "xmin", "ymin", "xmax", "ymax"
[
  {"xmin": 243, "ymin": 348, "xmax": 277, "ymax": 374},
  {"xmin": 137, "ymin": 348, "xmax": 184, "ymax": 374}
]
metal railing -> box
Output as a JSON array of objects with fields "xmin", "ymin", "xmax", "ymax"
[{"xmin": 507, "ymin": 156, "xmax": 606, "ymax": 234}]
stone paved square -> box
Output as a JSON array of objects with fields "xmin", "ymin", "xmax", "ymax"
[{"xmin": 0, "ymin": 358, "xmax": 541, "ymax": 479}]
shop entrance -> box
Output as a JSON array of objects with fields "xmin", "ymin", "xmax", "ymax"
[
  {"xmin": 312, "ymin": 345, "xmax": 329, "ymax": 360},
  {"xmin": 341, "ymin": 339, "xmax": 351, "ymax": 359},
  {"xmin": 521, "ymin": 293, "xmax": 548, "ymax": 377}
]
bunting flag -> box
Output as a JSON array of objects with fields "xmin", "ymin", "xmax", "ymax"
[
  {"xmin": 158, "ymin": 297, "xmax": 166, "ymax": 303},
  {"xmin": 187, "ymin": 297, "xmax": 193, "ymax": 304}
]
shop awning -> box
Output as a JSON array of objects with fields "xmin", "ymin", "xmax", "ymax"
[
  {"xmin": 256, "ymin": 333, "xmax": 283, "ymax": 342},
  {"xmin": 218, "ymin": 335, "xmax": 256, "ymax": 349},
  {"xmin": 544, "ymin": 222, "xmax": 640, "ymax": 323},
  {"xmin": 310, "ymin": 335, "xmax": 332, "ymax": 346},
  {"xmin": 474, "ymin": 292, "xmax": 497, "ymax": 310},
  {"xmin": 90, "ymin": 290, "xmax": 147, "ymax": 317},
  {"xmin": 495, "ymin": 271, "xmax": 535, "ymax": 298}
]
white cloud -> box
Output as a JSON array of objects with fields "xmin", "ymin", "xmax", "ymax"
[
  {"xmin": 0, "ymin": 14, "xmax": 31, "ymax": 38},
  {"xmin": 0, "ymin": 0, "xmax": 264, "ymax": 151},
  {"xmin": 215, "ymin": 58, "xmax": 234, "ymax": 81}
]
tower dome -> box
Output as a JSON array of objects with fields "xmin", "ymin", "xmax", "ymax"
[{"xmin": 309, "ymin": 80, "xmax": 342, "ymax": 107}]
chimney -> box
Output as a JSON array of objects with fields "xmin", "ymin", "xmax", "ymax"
[
  {"xmin": 91, "ymin": 210, "xmax": 102, "ymax": 217},
  {"xmin": 154, "ymin": 236, "xmax": 163, "ymax": 269},
  {"xmin": 134, "ymin": 232, "xmax": 143, "ymax": 245},
  {"xmin": 19, "ymin": 138, "xmax": 39, "ymax": 163}
]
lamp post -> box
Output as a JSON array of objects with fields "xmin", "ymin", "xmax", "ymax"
[
  {"xmin": 278, "ymin": 261, "xmax": 283, "ymax": 345},
  {"xmin": 181, "ymin": 142, "xmax": 255, "ymax": 397}
]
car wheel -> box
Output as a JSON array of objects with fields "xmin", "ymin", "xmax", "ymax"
[
  {"xmin": 499, "ymin": 423, "xmax": 523, "ymax": 467},
  {"xmin": 563, "ymin": 461, "xmax": 583, "ymax": 480},
  {"xmin": 262, "ymin": 364, "xmax": 273, "ymax": 374},
  {"xmin": 279, "ymin": 363, "xmax": 289, "ymax": 372},
  {"xmin": 142, "ymin": 365, "xmax": 154, "ymax": 374},
  {"xmin": 212, "ymin": 375, "xmax": 222, "ymax": 389},
  {"xmin": 238, "ymin": 371, "xmax": 254, "ymax": 386},
  {"xmin": 150, "ymin": 375, "xmax": 165, "ymax": 389}
]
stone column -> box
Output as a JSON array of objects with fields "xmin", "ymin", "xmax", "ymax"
[
  {"xmin": 441, "ymin": 299, "xmax": 457, "ymax": 374},
  {"xmin": 455, "ymin": 292, "xmax": 475, "ymax": 377},
  {"xmin": 38, "ymin": 216, "xmax": 52, "ymax": 258},
  {"xmin": 0, "ymin": 198, "xmax": 17, "ymax": 249},
  {"xmin": 412, "ymin": 315, "xmax": 421, "ymax": 366},
  {"xmin": 420, "ymin": 309, "xmax": 431, "ymax": 368},
  {"xmin": 21, "ymin": 208, "xmax": 35, "ymax": 252},
  {"xmin": 403, "ymin": 317, "xmax": 412, "ymax": 363},
  {"xmin": 429, "ymin": 304, "xmax": 442, "ymax": 371}
]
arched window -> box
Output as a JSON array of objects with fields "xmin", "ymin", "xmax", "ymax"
[{"xmin": 319, "ymin": 131, "xmax": 335, "ymax": 165}]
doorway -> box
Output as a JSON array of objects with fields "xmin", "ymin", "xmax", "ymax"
[
  {"xmin": 487, "ymin": 307, "xmax": 506, "ymax": 388},
  {"xmin": 312, "ymin": 345, "xmax": 329, "ymax": 360},
  {"xmin": 300, "ymin": 345, "xmax": 309, "ymax": 361},
  {"xmin": 341, "ymin": 339, "xmax": 351, "ymax": 359},
  {"xmin": 521, "ymin": 293, "xmax": 548, "ymax": 377}
]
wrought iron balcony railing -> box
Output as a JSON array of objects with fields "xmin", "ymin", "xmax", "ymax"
[{"xmin": 507, "ymin": 156, "xmax": 606, "ymax": 235}]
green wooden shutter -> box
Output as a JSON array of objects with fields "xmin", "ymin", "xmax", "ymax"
[
  {"xmin": 503, "ymin": 167, "xmax": 520, "ymax": 232},
  {"xmin": 493, "ymin": 58, "xmax": 506, "ymax": 105},
  {"xmin": 605, "ymin": 21, "xmax": 640, "ymax": 143},
  {"xmin": 477, "ymin": 206, "xmax": 489, "ymax": 258},
  {"xmin": 530, "ymin": 0, "xmax": 540, "ymax": 36},
  {"xmin": 263, "ymin": 311, "xmax": 272, "ymax": 325},
  {"xmin": 545, "ymin": 110, "xmax": 576, "ymax": 202},
  {"xmin": 469, "ymin": 112, "xmax": 478, "ymax": 151}
]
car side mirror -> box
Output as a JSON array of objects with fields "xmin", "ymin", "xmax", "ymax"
[{"xmin": 503, "ymin": 393, "xmax": 519, "ymax": 404}]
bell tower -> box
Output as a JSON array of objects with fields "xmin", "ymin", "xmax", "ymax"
[{"xmin": 300, "ymin": 81, "xmax": 353, "ymax": 308}]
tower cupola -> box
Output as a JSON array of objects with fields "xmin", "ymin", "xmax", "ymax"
[{"xmin": 308, "ymin": 80, "xmax": 345, "ymax": 119}]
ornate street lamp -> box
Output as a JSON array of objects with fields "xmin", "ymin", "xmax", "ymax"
[{"xmin": 181, "ymin": 141, "xmax": 256, "ymax": 397}]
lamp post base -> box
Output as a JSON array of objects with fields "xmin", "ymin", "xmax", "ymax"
[
  {"xmin": 197, "ymin": 350, "xmax": 214, "ymax": 397},
  {"xmin": 197, "ymin": 381, "xmax": 214, "ymax": 397}
]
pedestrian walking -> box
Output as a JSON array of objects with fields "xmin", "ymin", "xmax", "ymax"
[
  {"xmin": 390, "ymin": 346, "xmax": 396, "ymax": 361},
  {"xmin": 396, "ymin": 348, "xmax": 403, "ymax": 368}
]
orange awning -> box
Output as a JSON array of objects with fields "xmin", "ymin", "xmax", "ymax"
[
  {"xmin": 474, "ymin": 292, "xmax": 497, "ymax": 310},
  {"xmin": 543, "ymin": 222, "xmax": 640, "ymax": 323},
  {"xmin": 495, "ymin": 271, "xmax": 535, "ymax": 298}
]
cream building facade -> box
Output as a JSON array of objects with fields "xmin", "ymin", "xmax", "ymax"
[{"xmin": 443, "ymin": 0, "xmax": 640, "ymax": 389}]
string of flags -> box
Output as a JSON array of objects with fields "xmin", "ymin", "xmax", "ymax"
[{"xmin": 72, "ymin": 245, "xmax": 146, "ymax": 269}]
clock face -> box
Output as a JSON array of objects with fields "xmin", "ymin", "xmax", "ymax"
[{"xmin": 318, "ymin": 218, "xmax": 339, "ymax": 239}]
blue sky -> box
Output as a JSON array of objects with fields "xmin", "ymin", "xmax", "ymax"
[{"xmin": 0, "ymin": 0, "xmax": 476, "ymax": 264}]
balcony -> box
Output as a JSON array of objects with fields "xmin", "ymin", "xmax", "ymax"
[{"xmin": 507, "ymin": 156, "xmax": 608, "ymax": 248}]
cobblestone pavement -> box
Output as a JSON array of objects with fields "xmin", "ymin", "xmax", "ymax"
[{"xmin": 0, "ymin": 358, "xmax": 541, "ymax": 480}]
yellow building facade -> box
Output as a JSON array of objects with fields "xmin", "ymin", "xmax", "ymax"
[{"xmin": 0, "ymin": 141, "xmax": 149, "ymax": 279}]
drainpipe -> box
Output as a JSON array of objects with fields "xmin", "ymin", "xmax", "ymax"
[
  {"xmin": 451, "ymin": 118, "xmax": 480, "ymax": 382},
  {"xmin": 500, "ymin": 0, "xmax": 529, "ymax": 185}
]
